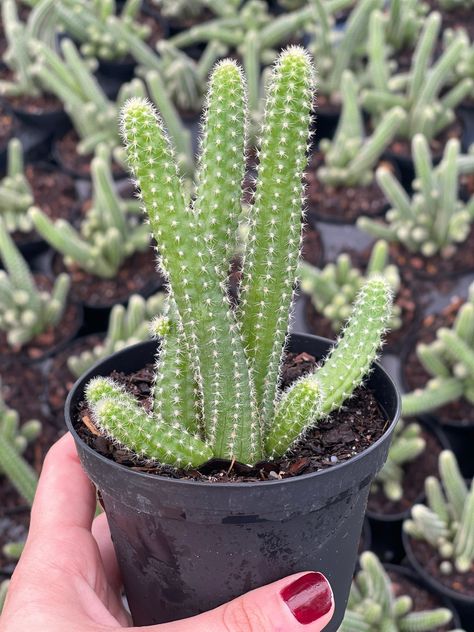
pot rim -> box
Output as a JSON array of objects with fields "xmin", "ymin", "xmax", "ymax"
[{"xmin": 65, "ymin": 333, "xmax": 401, "ymax": 489}]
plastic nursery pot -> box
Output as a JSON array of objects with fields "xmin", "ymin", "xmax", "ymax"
[
  {"xmin": 65, "ymin": 333, "xmax": 400, "ymax": 631},
  {"xmin": 403, "ymin": 529, "xmax": 474, "ymax": 629},
  {"xmin": 5, "ymin": 102, "xmax": 69, "ymax": 136},
  {"xmin": 366, "ymin": 419, "xmax": 450, "ymax": 565}
]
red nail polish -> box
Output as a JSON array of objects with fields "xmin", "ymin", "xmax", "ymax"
[{"xmin": 281, "ymin": 572, "xmax": 333, "ymax": 625}]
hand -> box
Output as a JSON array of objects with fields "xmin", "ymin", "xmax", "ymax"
[{"xmin": 0, "ymin": 434, "xmax": 334, "ymax": 631}]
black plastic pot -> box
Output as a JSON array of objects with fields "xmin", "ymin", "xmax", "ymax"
[
  {"xmin": 65, "ymin": 333, "xmax": 400, "ymax": 630},
  {"xmin": 403, "ymin": 530, "xmax": 474, "ymax": 631},
  {"xmin": 7, "ymin": 103, "xmax": 69, "ymax": 136}
]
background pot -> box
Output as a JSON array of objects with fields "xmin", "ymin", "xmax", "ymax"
[{"xmin": 65, "ymin": 334, "xmax": 400, "ymax": 631}]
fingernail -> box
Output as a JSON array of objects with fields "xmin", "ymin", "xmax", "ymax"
[{"xmin": 281, "ymin": 572, "xmax": 333, "ymax": 625}]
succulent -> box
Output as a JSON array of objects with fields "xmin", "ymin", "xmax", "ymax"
[
  {"xmin": 0, "ymin": 386, "xmax": 39, "ymax": 505},
  {"xmin": 371, "ymin": 419, "xmax": 426, "ymax": 502},
  {"xmin": 85, "ymin": 48, "xmax": 393, "ymax": 469},
  {"xmin": 300, "ymin": 240, "xmax": 402, "ymax": 334},
  {"xmin": 340, "ymin": 551, "xmax": 461, "ymax": 631},
  {"xmin": 151, "ymin": 0, "xmax": 241, "ymax": 19},
  {"xmin": 358, "ymin": 135, "xmax": 474, "ymax": 257},
  {"xmin": 438, "ymin": 0, "xmax": 474, "ymax": 8},
  {"xmin": 404, "ymin": 450, "xmax": 474, "ymax": 575},
  {"xmin": 0, "ymin": 139, "xmax": 34, "ymax": 234},
  {"xmin": 382, "ymin": 0, "xmax": 428, "ymax": 53},
  {"xmin": 55, "ymin": 0, "xmax": 150, "ymax": 61},
  {"xmin": 317, "ymin": 70, "xmax": 406, "ymax": 187},
  {"xmin": 362, "ymin": 12, "xmax": 473, "ymax": 142},
  {"xmin": 30, "ymin": 144, "xmax": 150, "ymax": 279},
  {"xmin": 402, "ymin": 283, "xmax": 474, "ymax": 418},
  {"xmin": 0, "ymin": 219, "xmax": 70, "ymax": 347},
  {"xmin": 68, "ymin": 293, "xmax": 167, "ymax": 378}
]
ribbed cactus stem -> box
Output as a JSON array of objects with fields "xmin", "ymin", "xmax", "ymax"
[
  {"xmin": 0, "ymin": 434, "xmax": 37, "ymax": 505},
  {"xmin": 402, "ymin": 379, "xmax": 464, "ymax": 416}
]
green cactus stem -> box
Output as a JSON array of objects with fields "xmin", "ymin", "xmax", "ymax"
[{"xmin": 0, "ymin": 139, "xmax": 34, "ymax": 234}]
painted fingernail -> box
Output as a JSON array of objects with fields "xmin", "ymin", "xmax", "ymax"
[{"xmin": 281, "ymin": 572, "xmax": 333, "ymax": 625}]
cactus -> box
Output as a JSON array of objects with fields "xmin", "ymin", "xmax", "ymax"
[
  {"xmin": 383, "ymin": 0, "xmax": 428, "ymax": 53},
  {"xmin": 371, "ymin": 419, "xmax": 426, "ymax": 502},
  {"xmin": 0, "ymin": 139, "xmax": 34, "ymax": 234},
  {"xmin": 0, "ymin": 386, "xmax": 39, "ymax": 505},
  {"xmin": 358, "ymin": 135, "xmax": 474, "ymax": 257},
  {"xmin": 404, "ymin": 450, "xmax": 474, "ymax": 576},
  {"xmin": 317, "ymin": 70, "xmax": 406, "ymax": 187},
  {"xmin": 340, "ymin": 551, "xmax": 461, "ymax": 631},
  {"xmin": 151, "ymin": 0, "xmax": 241, "ymax": 19},
  {"xmin": 402, "ymin": 283, "xmax": 474, "ymax": 418},
  {"xmin": 68, "ymin": 293, "xmax": 167, "ymax": 378},
  {"xmin": 438, "ymin": 0, "xmax": 474, "ymax": 8},
  {"xmin": 30, "ymin": 144, "xmax": 150, "ymax": 279},
  {"xmin": 55, "ymin": 0, "xmax": 150, "ymax": 62},
  {"xmin": 300, "ymin": 240, "xmax": 402, "ymax": 334},
  {"xmin": 362, "ymin": 12, "xmax": 473, "ymax": 142},
  {"xmin": 0, "ymin": 218, "xmax": 70, "ymax": 347}
]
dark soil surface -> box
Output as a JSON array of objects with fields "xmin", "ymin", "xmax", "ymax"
[
  {"xmin": 0, "ymin": 103, "xmax": 16, "ymax": 150},
  {"xmin": 428, "ymin": 0, "xmax": 474, "ymax": 40},
  {"xmin": 301, "ymin": 222, "xmax": 324, "ymax": 267},
  {"xmin": 410, "ymin": 537, "xmax": 474, "ymax": 599},
  {"xmin": 0, "ymin": 363, "xmax": 47, "ymax": 424},
  {"xmin": 75, "ymin": 350, "xmax": 389, "ymax": 482},
  {"xmin": 387, "ymin": 121, "xmax": 463, "ymax": 163},
  {"xmin": 389, "ymin": 570, "xmax": 459, "ymax": 630},
  {"xmin": 53, "ymin": 249, "xmax": 162, "ymax": 308},
  {"xmin": 402, "ymin": 297, "xmax": 474, "ymax": 426},
  {"xmin": 305, "ymin": 154, "xmax": 389, "ymax": 224},
  {"xmin": 0, "ymin": 275, "xmax": 81, "ymax": 363},
  {"xmin": 316, "ymin": 94, "xmax": 341, "ymax": 116},
  {"xmin": 368, "ymin": 428, "xmax": 442, "ymax": 516},
  {"xmin": 54, "ymin": 130, "xmax": 126, "ymax": 179}
]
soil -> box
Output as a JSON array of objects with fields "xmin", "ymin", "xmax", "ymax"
[
  {"xmin": 410, "ymin": 538, "xmax": 474, "ymax": 599},
  {"xmin": 54, "ymin": 130, "xmax": 126, "ymax": 179},
  {"xmin": 388, "ymin": 570, "xmax": 459, "ymax": 631},
  {"xmin": 387, "ymin": 120, "xmax": 463, "ymax": 163},
  {"xmin": 305, "ymin": 154, "xmax": 389, "ymax": 224},
  {"xmin": 0, "ymin": 68, "xmax": 62, "ymax": 115},
  {"xmin": 402, "ymin": 298, "xmax": 474, "ymax": 427},
  {"xmin": 75, "ymin": 350, "xmax": 389, "ymax": 483},
  {"xmin": 368, "ymin": 428, "xmax": 443, "ymax": 515},
  {"xmin": 316, "ymin": 94, "xmax": 341, "ymax": 117},
  {"xmin": 0, "ymin": 103, "xmax": 16, "ymax": 151},
  {"xmin": 53, "ymin": 249, "xmax": 162, "ymax": 308},
  {"xmin": 428, "ymin": 0, "xmax": 474, "ymax": 40},
  {"xmin": 0, "ymin": 275, "xmax": 81, "ymax": 363},
  {"xmin": 301, "ymin": 222, "xmax": 324, "ymax": 267},
  {"xmin": 0, "ymin": 483, "xmax": 29, "ymax": 577},
  {"xmin": 0, "ymin": 363, "xmax": 47, "ymax": 424}
]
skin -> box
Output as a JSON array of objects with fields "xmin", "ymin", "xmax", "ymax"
[{"xmin": 0, "ymin": 434, "xmax": 334, "ymax": 632}]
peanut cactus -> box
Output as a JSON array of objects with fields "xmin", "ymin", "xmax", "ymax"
[
  {"xmin": 358, "ymin": 135, "xmax": 474, "ymax": 257},
  {"xmin": 371, "ymin": 419, "xmax": 426, "ymax": 502},
  {"xmin": 402, "ymin": 284, "xmax": 474, "ymax": 417},
  {"xmin": 30, "ymin": 144, "xmax": 150, "ymax": 279},
  {"xmin": 0, "ymin": 219, "xmax": 70, "ymax": 347},
  {"xmin": 340, "ymin": 551, "xmax": 462, "ymax": 632},
  {"xmin": 68, "ymin": 293, "xmax": 167, "ymax": 378},
  {"xmin": 0, "ymin": 139, "xmax": 34, "ymax": 234},
  {"xmin": 151, "ymin": 0, "xmax": 241, "ymax": 19},
  {"xmin": 300, "ymin": 240, "xmax": 402, "ymax": 333},
  {"xmin": 85, "ymin": 48, "xmax": 393, "ymax": 469},
  {"xmin": 383, "ymin": 0, "xmax": 428, "ymax": 53},
  {"xmin": 404, "ymin": 450, "xmax": 474, "ymax": 575}
]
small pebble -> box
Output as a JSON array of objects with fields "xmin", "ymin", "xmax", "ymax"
[
  {"xmin": 330, "ymin": 455, "xmax": 338, "ymax": 463},
  {"xmin": 268, "ymin": 471, "xmax": 280, "ymax": 480}
]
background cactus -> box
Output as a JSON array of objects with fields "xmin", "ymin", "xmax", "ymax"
[
  {"xmin": 404, "ymin": 450, "xmax": 474, "ymax": 575},
  {"xmin": 0, "ymin": 139, "xmax": 34, "ymax": 234},
  {"xmin": 150, "ymin": 0, "xmax": 241, "ymax": 19},
  {"xmin": 358, "ymin": 135, "xmax": 474, "ymax": 257},
  {"xmin": 300, "ymin": 240, "xmax": 402, "ymax": 333},
  {"xmin": 383, "ymin": 0, "xmax": 428, "ymax": 53},
  {"xmin": 0, "ymin": 219, "xmax": 70, "ymax": 347},
  {"xmin": 438, "ymin": 0, "xmax": 474, "ymax": 8},
  {"xmin": 30, "ymin": 144, "xmax": 150, "ymax": 279},
  {"xmin": 402, "ymin": 283, "xmax": 474, "ymax": 417},
  {"xmin": 340, "ymin": 551, "xmax": 460, "ymax": 631},
  {"xmin": 68, "ymin": 292, "xmax": 167, "ymax": 378}
]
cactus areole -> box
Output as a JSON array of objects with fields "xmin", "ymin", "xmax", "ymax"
[{"xmin": 65, "ymin": 49, "xmax": 400, "ymax": 630}]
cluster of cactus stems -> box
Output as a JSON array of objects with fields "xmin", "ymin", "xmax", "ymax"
[
  {"xmin": 317, "ymin": 70, "xmax": 406, "ymax": 187},
  {"xmin": 0, "ymin": 387, "xmax": 39, "ymax": 505},
  {"xmin": 300, "ymin": 240, "xmax": 402, "ymax": 334},
  {"xmin": 0, "ymin": 219, "xmax": 70, "ymax": 347},
  {"xmin": 362, "ymin": 11, "xmax": 473, "ymax": 142},
  {"xmin": 340, "ymin": 551, "xmax": 462, "ymax": 632},
  {"xmin": 30, "ymin": 145, "xmax": 150, "ymax": 279},
  {"xmin": 402, "ymin": 283, "xmax": 474, "ymax": 418},
  {"xmin": 358, "ymin": 135, "xmax": 474, "ymax": 257},
  {"xmin": 383, "ymin": 0, "xmax": 428, "ymax": 53},
  {"xmin": 84, "ymin": 48, "xmax": 393, "ymax": 469},
  {"xmin": 371, "ymin": 419, "xmax": 426, "ymax": 502},
  {"xmin": 151, "ymin": 0, "xmax": 241, "ymax": 19},
  {"xmin": 0, "ymin": 139, "xmax": 34, "ymax": 234},
  {"xmin": 55, "ymin": 0, "xmax": 150, "ymax": 61},
  {"xmin": 404, "ymin": 450, "xmax": 474, "ymax": 576},
  {"xmin": 68, "ymin": 293, "xmax": 167, "ymax": 378},
  {"xmin": 438, "ymin": 0, "xmax": 474, "ymax": 8}
]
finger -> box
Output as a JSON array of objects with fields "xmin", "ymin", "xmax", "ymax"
[
  {"xmin": 29, "ymin": 433, "xmax": 96, "ymax": 536},
  {"xmin": 92, "ymin": 513, "xmax": 123, "ymax": 595},
  {"xmin": 133, "ymin": 572, "xmax": 334, "ymax": 632}
]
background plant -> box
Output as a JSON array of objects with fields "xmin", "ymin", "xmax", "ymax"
[{"xmin": 0, "ymin": 139, "xmax": 34, "ymax": 234}]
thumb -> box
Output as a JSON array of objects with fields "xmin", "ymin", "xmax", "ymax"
[{"xmin": 136, "ymin": 572, "xmax": 334, "ymax": 632}]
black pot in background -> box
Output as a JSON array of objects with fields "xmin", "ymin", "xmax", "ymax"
[
  {"xmin": 403, "ymin": 530, "xmax": 474, "ymax": 631},
  {"xmin": 66, "ymin": 334, "xmax": 400, "ymax": 631},
  {"xmin": 366, "ymin": 419, "xmax": 450, "ymax": 564}
]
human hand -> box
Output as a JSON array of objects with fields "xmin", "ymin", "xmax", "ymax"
[{"xmin": 0, "ymin": 434, "xmax": 334, "ymax": 631}]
